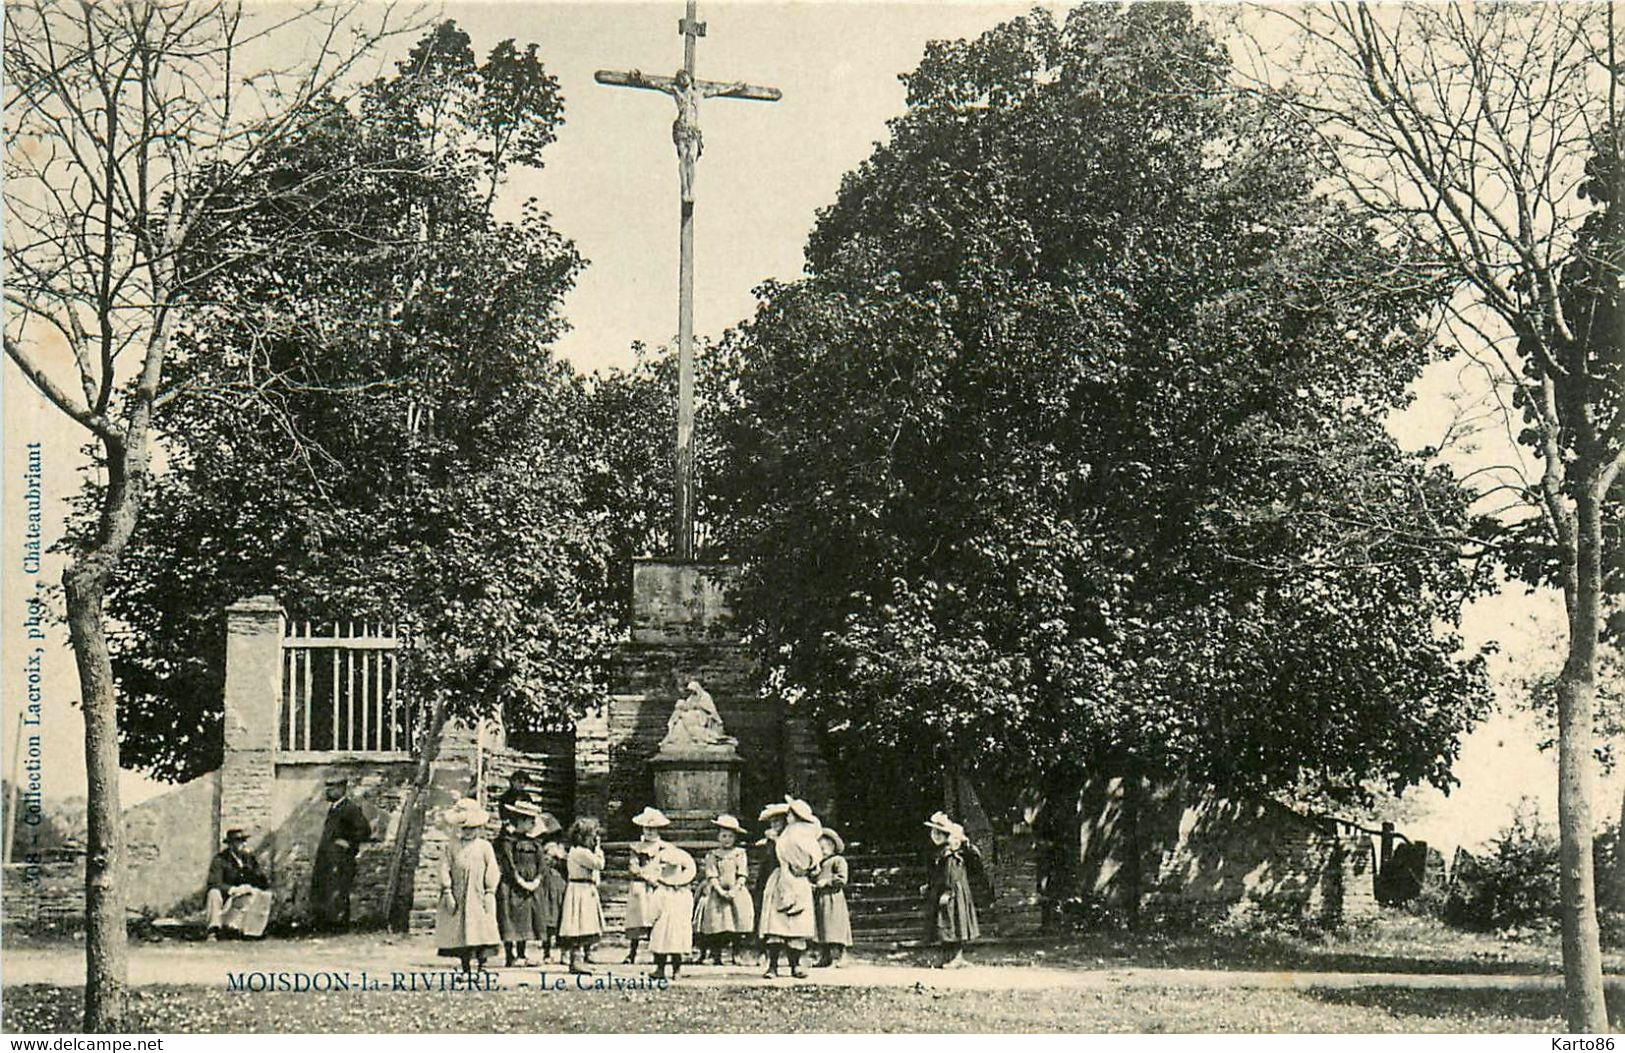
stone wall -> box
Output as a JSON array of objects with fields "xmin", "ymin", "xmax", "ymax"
[
  {"xmin": 3, "ymin": 771, "xmax": 219, "ymax": 932},
  {"xmin": 2, "ymin": 858, "xmax": 82, "ymax": 930},
  {"xmin": 983, "ymin": 831, "xmax": 1043, "ymax": 937},
  {"xmin": 1073, "ymin": 776, "xmax": 1378, "ymax": 924},
  {"xmin": 122, "ymin": 771, "xmax": 221, "ymax": 916},
  {"xmin": 629, "ymin": 559, "xmax": 737, "ymax": 645},
  {"xmin": 258, "ymin": 759, "xmax": 416, "ymax": 927}
]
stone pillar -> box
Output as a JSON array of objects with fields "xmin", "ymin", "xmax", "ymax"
[
  {"xmin": 574, "ymin": 707, "xmax": 610, "ymax": 827},
  {"xmin": 218, "ymin": 596, "xmax": 284, "ymax": 849}
]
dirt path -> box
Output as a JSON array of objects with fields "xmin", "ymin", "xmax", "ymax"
[{"xmin": 6, "ymin": 941, "xmax": 1623, "ymax": 993}]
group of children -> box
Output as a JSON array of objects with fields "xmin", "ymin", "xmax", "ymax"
[{"xmin": 435, "ymin": 780, "xmax": 983, "ymax": 977}]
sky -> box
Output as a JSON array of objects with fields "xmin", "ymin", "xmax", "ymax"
[{"xmin": 0, "ymin": 0, "xmax": 1602, "ymax": 856}]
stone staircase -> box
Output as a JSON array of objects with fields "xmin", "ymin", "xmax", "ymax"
[
  {"xmin": 845, "ymin": 847, "xmax": 929, "ymax": 947},
  {"xmin": 589, "ymin": 839, "xmax": 928, "ymax": 948}
]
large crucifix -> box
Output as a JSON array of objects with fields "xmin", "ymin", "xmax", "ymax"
[{"xmin": 596, "ymin": 1, "xmax": 781, "ymax": 562}]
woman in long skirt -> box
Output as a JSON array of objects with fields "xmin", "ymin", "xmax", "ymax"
[
  {"xmin": 436, "ymin": 799, "xmax": 503, "ymax": 973},
  {"xmin": 558, "ymin": 817, "xmax": 605, "ymax": 975},
  {"xmin": 494, "ymin": 801, "xmax": 548, "ymax": 967}
]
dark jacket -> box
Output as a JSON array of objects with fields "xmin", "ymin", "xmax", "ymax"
[
  {"xmin": 318, "ymin": 797, "xmax": 372, "ymax": 858},
  {"xmin": 207, "ymin": 847, "xmax": 270, "ymax": 893}
]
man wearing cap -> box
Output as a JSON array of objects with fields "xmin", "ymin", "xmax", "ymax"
[
  {"xmin": 309, "ymin": 776, "xmax": 371, "ymax": 932},
  {"xmin": 205, "ymin": 829, "xmax": 272, "ymax": 940},
  {"xmin": 497, "ymin": 769, "xmax": 540, "ymax": 814}
]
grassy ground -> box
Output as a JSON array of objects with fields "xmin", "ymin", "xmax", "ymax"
[
  {"xmin": 8, "ymin": 915, "xmax": 1618, "ymax": 1032},
  {"xmin": 15, "ymin": 912, "xmax": 1605, "ymax": 976},
  {"xmin": 953, "ymin": 914, "xmax": 1625, "ymax": 976},
  {"xmin": 0, "ymin": 981, "xmax": 1605, "ymax": 1033}
]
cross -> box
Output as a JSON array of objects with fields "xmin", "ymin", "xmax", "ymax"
[{"xmin": 596, "ymin": 1, "xmax": 781, "ymax": 562}]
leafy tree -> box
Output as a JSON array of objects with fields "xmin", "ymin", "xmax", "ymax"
[
  {"xmin": 4, "ymin": 1, "xmax": 407, "ymax": 1028},
  {"xmin": 1247, "ymin": 4, "xmax": 1623, "ymax": 1027},
  {"xmin": 579, "ymin": 338, "xmax": 742, "ymax": 579},
  {"xmin": 713, "ymin": 4, "xmax": 1493, "ymax": 896},
  {"xmin": 98, "ymin": 22, "xmax": 600, "ymax": 784}
]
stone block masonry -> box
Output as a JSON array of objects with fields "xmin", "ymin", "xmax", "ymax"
[
  {"xmin": 218, "ymin": 596, "xmax": 282, "ymax": 843},
  {"xmin": 1071, "ymin": 776, "xmax": 1380, "ymax": 925},
  {"xmin": 587, "ymin": 560, "xmax": 837, "ymax": 841}
]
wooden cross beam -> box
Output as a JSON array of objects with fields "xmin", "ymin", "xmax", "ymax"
[
  {"xmin": 595, "ymin": 1, "xmax": 781, "ymax": 562},
  {"xmin": 593, "ymin": 69, "xmax": 782, "ymax": 105}
]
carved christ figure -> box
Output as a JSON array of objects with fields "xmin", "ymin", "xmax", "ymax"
[{"xmin": 622, "ymin": 68, "xmax": 749, "ymax": 203}]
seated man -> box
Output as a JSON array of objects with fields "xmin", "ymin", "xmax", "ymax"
[{"xmin": 206, "ymin": 828, "xmax": 273, "ymax": 940}]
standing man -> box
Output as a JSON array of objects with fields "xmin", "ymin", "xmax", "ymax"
[
  {"xmin": 309, "ymin": 776, "xmax": 371, "ymax": 932},
  {"xmin": 205, "ymin": 828, "xmax": 273, "ymax": 940},
  {"xmin": 498, "ymin": 769, "xmax": 539, "ymax": 814}
]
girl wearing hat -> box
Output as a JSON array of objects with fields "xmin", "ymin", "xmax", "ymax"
[
  {"xmin": 436, "ymin": 799, "xmax": 503, "ymax": 973},
  {"xmin": 752, "ymin": 802, "xmax": 789, "ymax": 950},
  {"xmin": 558, "ymin": 816, "xmax": 606, "ymax": 974},
  {"xmin": 646, "ymin": 840, "xmax": 698, "ymax": 981},
  {"xmin": 758, "ymin": 796, "xmax": 822, "ymax": 979},
  {"xmin": 695, "ymin": 814, "xmax": 754, "ymax": 965},
  {"xmin": 623, "ymin": 806, "xmax": 669, "ymax": 964},
  {"xmin": 537, "ymin": 814, "xmax": 567, "ymax": 962},
  {"xmin": 495, "ymin": 801, "xmax": 549, "ymax": 968},
  {"xmin": 813, "ymin": 827, "xmax": 852, "ymax": 967},
  {"xmin": 923, "ymin": 812, "xmax": 986, "ymax": 968}
]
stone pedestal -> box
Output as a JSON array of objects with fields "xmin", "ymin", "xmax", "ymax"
[{"xmin": 650, "ymin": 747, "xmax": 741, "ymax": 841}]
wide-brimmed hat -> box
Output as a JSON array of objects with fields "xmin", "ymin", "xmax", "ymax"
[
  {"xmin": 442, "ymin": 797, "xmax": 486, "ymax": 829},
  {"xmin": 784, "ymin": 796, "xmax": 816, "ymax": 824},
  {"xmin": 712, "ymin": 814, "xmax": 747, "ymax": 837},
  {"xmin": 504, "ymin": 799, "xmax": 542, "ymax": 819},
  {"xmin": 924, "ymin": 810, "xmax": 957, "ymax": 836},
  {"xmin": 324, "ymin": 775, "xmax": 349, "ymax": 788},
  {"xmin": 533, "ymin": 811, "xmax": 563, "ymax": 836},
  {"xmin": 757, "ymin": 802, "xmax": 789, "ymax": 823},
  {"xmin": 818, "ymin": 827, "xmax": 846, "ymax": 853},
  {"xmin": 631, "ymin": 806, "xmax": 671, "ymax": 828},
  {"xmin": 224, "ymin": 828, "xmax": 249, "ymax": 843}
]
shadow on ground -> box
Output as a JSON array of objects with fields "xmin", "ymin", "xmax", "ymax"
[{"xmin": 1307, "ymin": 985, "xmax": 1625, "ymax": 1029}]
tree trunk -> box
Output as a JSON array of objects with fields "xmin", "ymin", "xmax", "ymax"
[
  {"xmin": 1121, "ymin": 771, "xmax": 1144, "ymax": 926},
  {"xmin": 1036, "ymin": 763, "xmax": 1085, "ymax": 931},
  {"xmin": 66, "ymin": 425, "xmax": 152, "ymax": 1032},
  {"xmin": 1558, "ymin": 480, "xmax": 1610, "ymax": 1033},
  {"xmin": 384, "ymin": 692, "xmax": 449, "ymax": 931},
  {"xmin": 65, "ymin": 554, "xmax": 128, "ymax": 1032}
]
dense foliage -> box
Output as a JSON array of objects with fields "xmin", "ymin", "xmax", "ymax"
[
  {"xmin": 98, "ymin": 23, "xmax": 613, "ymax": 781},
  {"xmin": 714, "ymin": 4, "xmax": 1494, "ymax": 804},
  {"xmin": 1441, "ymin": 802, "xmax": 1625, "ymax": 942}
]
